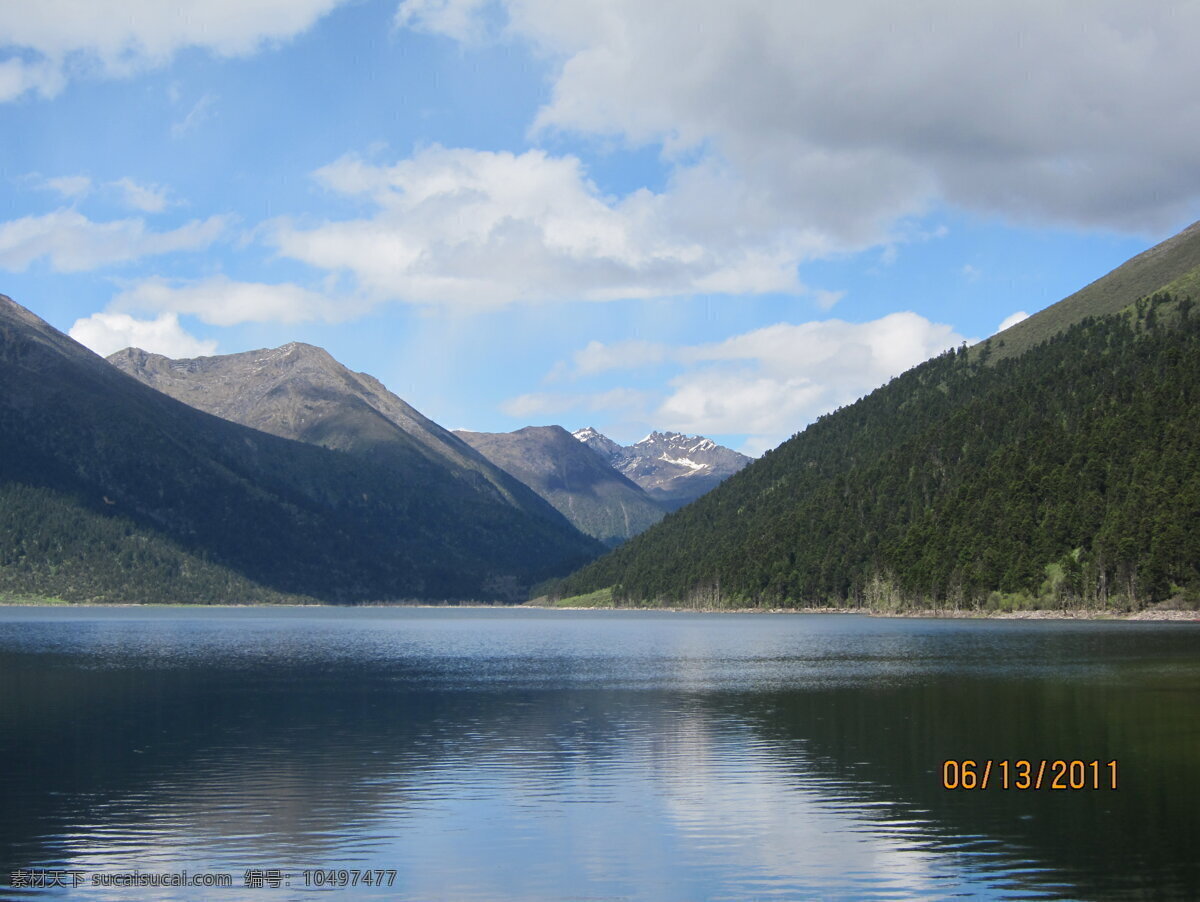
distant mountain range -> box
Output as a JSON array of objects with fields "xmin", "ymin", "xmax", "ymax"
[
  {"xmin": 557, "ymin": 221, "xmax": 1200, "ymax": 611},
  {"xmin": 108, "ymin": 344, "xmax": 746, "ymax": 548},
  {"xmin": 0, "ymin": 298, "xmax": 601, "ymax": 604},
  {"xmin": 455, "ymin": 426, "xmax": 666, "ymax": 546},
  {"xmin": 573, "ymin": 427, "xmax": 751, "ymax": 510}
]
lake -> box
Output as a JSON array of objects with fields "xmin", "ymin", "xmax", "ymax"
[{"xmin": 0, "ymin": 606, "xmax": 1197, "ymax": 900}]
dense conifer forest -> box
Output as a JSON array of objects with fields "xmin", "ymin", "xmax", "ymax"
[{"xmin": 556, "ymin": 293, "xmax": 1200, "ymax": 611}]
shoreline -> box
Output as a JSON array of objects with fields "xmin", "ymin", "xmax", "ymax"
[
  {"xmin": 521, "ymin": 604, "xmax": 1199, "ymax": 621},
  {"xmin": 1, "ymin": 599, "xmax": 1195, "ymax": 621}
]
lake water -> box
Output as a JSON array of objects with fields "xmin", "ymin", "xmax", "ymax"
[{"xmin": 0, "ymin": 606, "xmax": 1197, "ymax": 901}]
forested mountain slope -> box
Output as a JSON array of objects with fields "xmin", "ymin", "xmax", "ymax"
[
  {"xmin": 558, "ymin": 288, "xmax": 1200, "ymax": 610},
  {"xmin": 0, "ymin": 295, "xmax": 600, "ymax": 604}
]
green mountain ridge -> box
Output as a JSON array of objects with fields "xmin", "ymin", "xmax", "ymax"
[
  {"xmin": 982, "ymin": 220, "xmax": 1200, "ymax": 360},
  {"xmin": 555, "ymin": 223, "xmax": 1200, "ymax": 611},
  {"xmin": 0, "ymin": 295, "xmax": 601, "ymax": 604}
]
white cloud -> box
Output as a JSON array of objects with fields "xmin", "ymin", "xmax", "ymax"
[
  {"xmin": 404, "ymin": 0, "xmax": 1200, "ymax": 234},
  {"xmin": 69, "ymin": 311, "xmax": 217, "ymax": 358},
  {"xmin": 30, "ymin": 174, "xmax": 171, "ymax": 211},
  {"xmin": 997, "ymin": 310, "xmax": 1029, "ymax": 332},
  {"xmin": 111, "ymin": 177, "xmax": 170, "ymax": 213},
  {"xmin": 528, "ymin": 312, "xmax": 967, "ymax": 448},
  {"xmin": 813, "ymin": 289, "xmax": 845, "ymax": 311},
  {"xmin": 395, "ymin": 0, "xmax": 492, "ymax": 42},
  {"xmin": 112, "ymin": 275, "xmax": 362, "ymax": 326},
  {"xmin": 0, "ymin": 56, "xmax": 65, "ymax": 101},
  {"xmin": 171, "ymin": 92, "xmax": 216, "ymax": 138},
  {"xmin": 500, "ymin": 387, "xmax": 652, "ymax": 419},
  {"xmin": 682, "ymin": 314, "xmax": 962, "ymax": 379},
  {"xmin": 0, "ymin": 0, "xmax": 348, "ymax": 100},
  {"xmin": 269, "ymin": 145, "xmax": 816, "ymax": 307},
  {"xmin": 0, "ymin": 210, "xmax": 229, "ymax": 272},
  {"xmin": 42, "ymin": 175, "xmax": 92, "ymax": 199},
  {"xmin": 571, "ymin": 339, "xmax": 668, "ymax": 377},
  {"xmin": 662, "ymin": 313, "xmax": 967, "ymax": 437},
  {"xmin": 657, "ymin": 370, "xmax": 827, "ymax": 438}
]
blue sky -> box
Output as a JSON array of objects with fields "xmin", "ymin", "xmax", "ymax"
[{"xmin": 3, "ymin": 1, "xmax": 1197, "ymax": 455}]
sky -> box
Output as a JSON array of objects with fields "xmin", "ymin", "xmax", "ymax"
[{"xmin": 3, "ymin": 1, "xmax": 1198, "ymax": 456}]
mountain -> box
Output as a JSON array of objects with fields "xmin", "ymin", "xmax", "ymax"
[
  {"xmin": 108, "ymin": 343, "xmax": 566, "ymax": 526},
  {"xmin": 572, "ymin": 426, "xmax": 624, "ymax": 462},
  {"xmin": 0, "ymin": 295, "xmax": 600, "ymax": 604},
  {"xmin": 454, "ymin": 426, "xmax": 666, "ymax": 546},
  {"xmin": 573, "ymin": 428, "xmax": 751, "ymax": 510},
  {"xmin": 983, "ymin": 219, "xmax": 1200, "ymax": 361},
  {"xmin": 557, "ymin": 223, "xmax": 1200, "ymax": 611}
]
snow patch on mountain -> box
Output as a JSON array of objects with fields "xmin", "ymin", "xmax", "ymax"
[
  {"xmin": 573, "ymin": 426, "xmax": 751, "ymax": 510},
  {"xmin": 660, "ymin": 453, "xmax": 704, "ymax": 471}
]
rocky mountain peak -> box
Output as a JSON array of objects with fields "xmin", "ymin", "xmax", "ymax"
[
  {"xmin": 571, "ymin": 426, "xmax": 750, "ymax": 511},
  {"xmin": 572, "ymin": 425, "xmax": 624, "ymax": 463}
]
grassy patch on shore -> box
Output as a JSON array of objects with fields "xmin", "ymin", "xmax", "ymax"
[
  {"xmin": 0, "ymin": 593, "xmax": 72, "ymax": 605},
  {"xmin": 551, "ymin": 587, "xmax": 615, "ymax": 608}
]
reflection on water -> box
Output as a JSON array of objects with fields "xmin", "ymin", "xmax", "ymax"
[{"xmin": 0, "ymin": 607, "xmax": 1197, "ymax": 900}]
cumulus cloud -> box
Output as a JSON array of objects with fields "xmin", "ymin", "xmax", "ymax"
[
  {"xmin": 112, "ymin": 276, "xmax": 361, "ymax": 327},
  {"xmin": 997, "ymin": 310, "xmax": 1029, "ymax": 333},
  {"xmin": 0, "ymin": 0, "xmax": 348, "ymax": 99},
  {"xmin": 69, "ymin": 311, "xmax": 217, "ymax": 358},
  {"xmin": 0, "ymin": 210, "xmax": 229, "ymax": 272},
  {"xmin": 403, "ymin": 0, "xmax": 1200, "ymax": 234},
  {"xmin": 528, "ymin": 312, "xmax": 968, "ymax": 451},
  {"xmin": 664, "ymin": 313, "xmax": 968, "ymax": 437},
  {"xmin": 268, "ymin": 145, "xmax": 815, "ymax": 307}
]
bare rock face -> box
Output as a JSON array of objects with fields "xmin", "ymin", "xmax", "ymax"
[
  {"xmin": 456, "ymin": 425, "xmax": 666, "ymax": 546},
  {"xmin": 573, "ymin": 427, "xmax": 751, "ymax": 511},
  {"xmin": 108, "ymin": 343, "xmax": 565, "ymax": 523}
]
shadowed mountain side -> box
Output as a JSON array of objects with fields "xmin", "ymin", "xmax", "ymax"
[
  {"xmin": 0, "ymin": 295, "xmax": 601, "ymax": 603},
  {"xmin": 455, "ymin": 426, "xmax": 666, "ymax": 546},
  {"xmin": 107, "ymin": 343, "xmax": 567, "ymax": 528}
]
